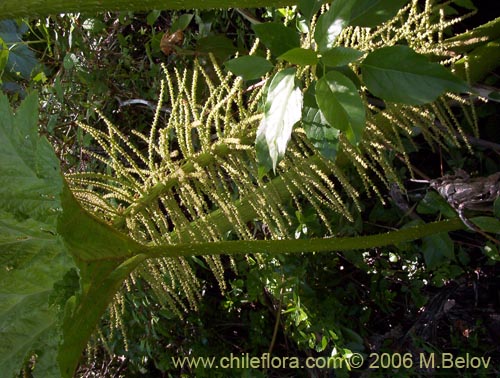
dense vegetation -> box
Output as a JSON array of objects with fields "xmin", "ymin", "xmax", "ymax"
[{"xmin": 1, "ymin": 1, "xmax": 500, "ymax": 377}]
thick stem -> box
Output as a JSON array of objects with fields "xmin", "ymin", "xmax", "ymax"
[
  {"xmin": 146, "ymin": 218, "xmax": 466, "ymax": 258},
  {"xmin": 0, "ymin": 0, "xmax": 296, "ymax": 19}
]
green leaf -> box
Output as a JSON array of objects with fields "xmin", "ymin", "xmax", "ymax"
[
  {"xmin": 471, "ymin": 217, "xmax": 500, "ymax": 234},
  {"xmin": 195, "ymin": 35, "xmax": 237, "ymax": 62},
  {"xmin": 320, "ymin": 46, "xmax": 364, "ymax": 67},
  {"xmin": 0, "ymin": 93, "xmax": 62, "ymax": 222},
  {"xmin": 315, "ymin": 71, "xmax": 366, "ymax": 144},
  {"xmin": 422, "ymin": 232, "xmax": 454, "ymax": 269},
  {"xmin": 483, "ymin": 242, "xmax": 500, "ymax": 262},
  {"xmin": 494, "ymin": 197, "xmax": 500, "ymax": 219},
  {"xmin": 224, "ymin": 56, "xmax": 273, "ymax": 80},
  {"xmin": 0, "ymin": 20, "xmax": 38, "ymax": 80},
  {"xmin": 0, "ymin": 93, "xmax": 74, "ymax": 378},
  {"xmin": 278, "ymin": 47, "xmax": 318, "ymax": 66},
  {"xmin": 146, "ymin": 9, "xmax": 161, "ymax": 26},
  {"xmin": 256, "ymin": 68, "xmax": 303, "ymax": 172},
  {"xmin": 253, "ymin": 22, "xmax": 301, "ymax": 57},
  {"xmin": 302, "ymin": 86, "xmax": 339, "ymax": 161},
  {"xmin": 170, "ymin": 13, "xmax": 194, "ymax": 31},
  {"xmin": 416, "ymin": 190, "xmax": 457, "ymax": 218},
  {"xmin": 349, "ymin": 0, "xmax": 409, "ymax": 27},
  {"xmin": 0, "ymin": 36, "xmax": 8, "ymax": 80},
  {"xmin": 298, "ymin": 0, "xmax": 324, "ymax": 22},
  {"xmin": 314, "ymin": 0, "xmax": 354, "ymax": 52},
  {"xmin": 361, "ymin": 45, "xmax": 469, "ymax": 105}
]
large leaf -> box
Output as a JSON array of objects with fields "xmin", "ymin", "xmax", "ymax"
[
  {"xmin": 256, "ymin": 68, "xmax": 303, "ymax": 172},
  {"xmin": 195, "ymin": 35, "xmax": 237, "ymax": 62},
  {"xmin": 0, "ymin": 93, "xmax": 74, "ymax": 377},
  {"xmin": 315, "ymin": 71, "xmax": 366, "ymax": 144},
  {"xmin": 278, "ymin": 47, "xmax": 318, "ymax": 66},
  {"xmin": 314, "ymin": 0, "xmax": 353, "ymax": 52},
  {"xmin": 0, "ymin": 20, "xmax": 38, "ymax": 80},
  {"xmin": 422, "ymin": 232, "xmax": 454, "ymax": 269},
  {"xmin": 0, "ymin": 36, "xmax": 8, "ymax": 80},
  {"xmin": 349, "ymin": 0, "xmax": 409, "ymax": 27},
  {"xmin": 298, "ymin": 0, "xmax": 324, "ymax": 22},
  {"xmin": 302, "ymin": 86, "xmax": 339, "ymax": 161},
  {"xmin": 361, "ymin": 45, "xmax": 469, "ymax": 105},
  {"xmin": 224, "ymin": 55, "xmax": 274, "ymax": 80},
  {"xmin": 320, "ymin": 46, "xmax": 364, "ymax": 67},
  {"xmin": 253, "ymin": 22, "xmax": 300, "ymax": 57}
]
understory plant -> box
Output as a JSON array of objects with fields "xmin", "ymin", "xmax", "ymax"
[{"xmin": 1, "ymin": 0, "xmax": 500, "ymax": 377}]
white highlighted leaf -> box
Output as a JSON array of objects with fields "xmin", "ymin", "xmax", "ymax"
[{"xmin": 256, "ymin": 68, "xmax": 303, "ymax": 173}]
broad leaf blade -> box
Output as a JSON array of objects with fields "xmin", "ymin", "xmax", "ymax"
[
  {"xmin": 298, "ymin": 0, "xmax": 324, "ymax": 22},
  {"xmin": 321, "ymin": 47, "xmax": 364, "ymax": 67},
  {"xmin": 422, "ymin": 232, "xmax": 454, "ymax": 269},
  {"xmin": 278, "ymin": 47, "xmax": 318, "ymax": 66},
  {"xmin": 195, "ymin": 35, "xmax": 237, "ymax": 62},
  {"xmin": 361, "ymin": 45, "xmax": 469, "ymax": 105},
  {"xmin": 0, "ymin": 93, "xmax": 74, "ymax": 378},
  {"xmin": 302, "ymin": 86, "xmax": 339, "ymax": 161},
  {"xmin": 350, "ymin": 0, "xmax": 409, "ymax": 27},
  {"xmin": 0, "ymin": 36, "xmax": 8, "ymax": 80},
  {"xmin": 315, "ymin": 71, "xmax": 366, "ymax": 144},
  {"xmin": 253, "ymin": 22, "xmax": 300, "ymax": 57},
  {"xmin": 314, "ymin": 0, "xmax": 353, "ymax": 52},
  {"xmin": 0, "ymin": 20, "xmax": 38, "ymax": 80},
  {"xmin": 224, "ymin": 56, "xmax": 274, "ymax": 80},
  {"xmin": 256, "ymin": 68, "xmax": 303, "ymax": 172},
  {"xmin": 170, "ymin": 13, "xmax": 193, "ymax": 31},
  {"xmin": 0, "ymin": 213, "xmax": 69, "ymax": 378}
]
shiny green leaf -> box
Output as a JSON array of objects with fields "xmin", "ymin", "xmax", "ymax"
[
  {"xmin": 320, "ymin": 46, "xmax": 364, "ymax": 67},
  {"xmin": 315, "ymin": 71, "xmax": 365, "ymax": 144},
  {"xmin": 298, "ymin": 0, "xmax": 324, "ymax": 22},
  {"xmin": 302, "ymin": 86, "xmax": 339, "ymax": 161},
  {"xmin": 314, "ymin": 0, "xmax": 353, "ymax": 52},
  {"xmin": 361, "ymin": 45, "xmax": 469, "ymax": 105},
  {"xmin": 0, "ymin": 36, "xmax": 8, "ymax": 80},
  {"xmin": 256, "ymin": 68, "xmax": 303, "ymax": 172},
  {"xmin": 278, "ymin": 47, "xmax": 318, "ymax": 66}
]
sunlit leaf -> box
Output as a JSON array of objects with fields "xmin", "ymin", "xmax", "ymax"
[
  {"xmin": 278, "ymin": 47, "xmax": 318, "ymax": 66},
  {"xmin": 302, "ymin": 86, "xmax": 339, "ymax": 161},
  {"xmin": 0, "ymin": 37, "xmax": 8, "ymax": 80},
  {"xmin": 314, "ymin": 0, "xmax": 353, "ymax": 52},
  {"xmin": 256, "ymin": 68, "xmax": 303, "ymax": 172},
  {"xmin": 0, "ymin": 93, "xmax": 74, "ymax": 378},
  {"xmin": 315, "ymin": 71, "xmax": 365, "ymax": 144},
  {"xmin": 361, "ymin": 45, "xmax": 469, "ymax": 105}
]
